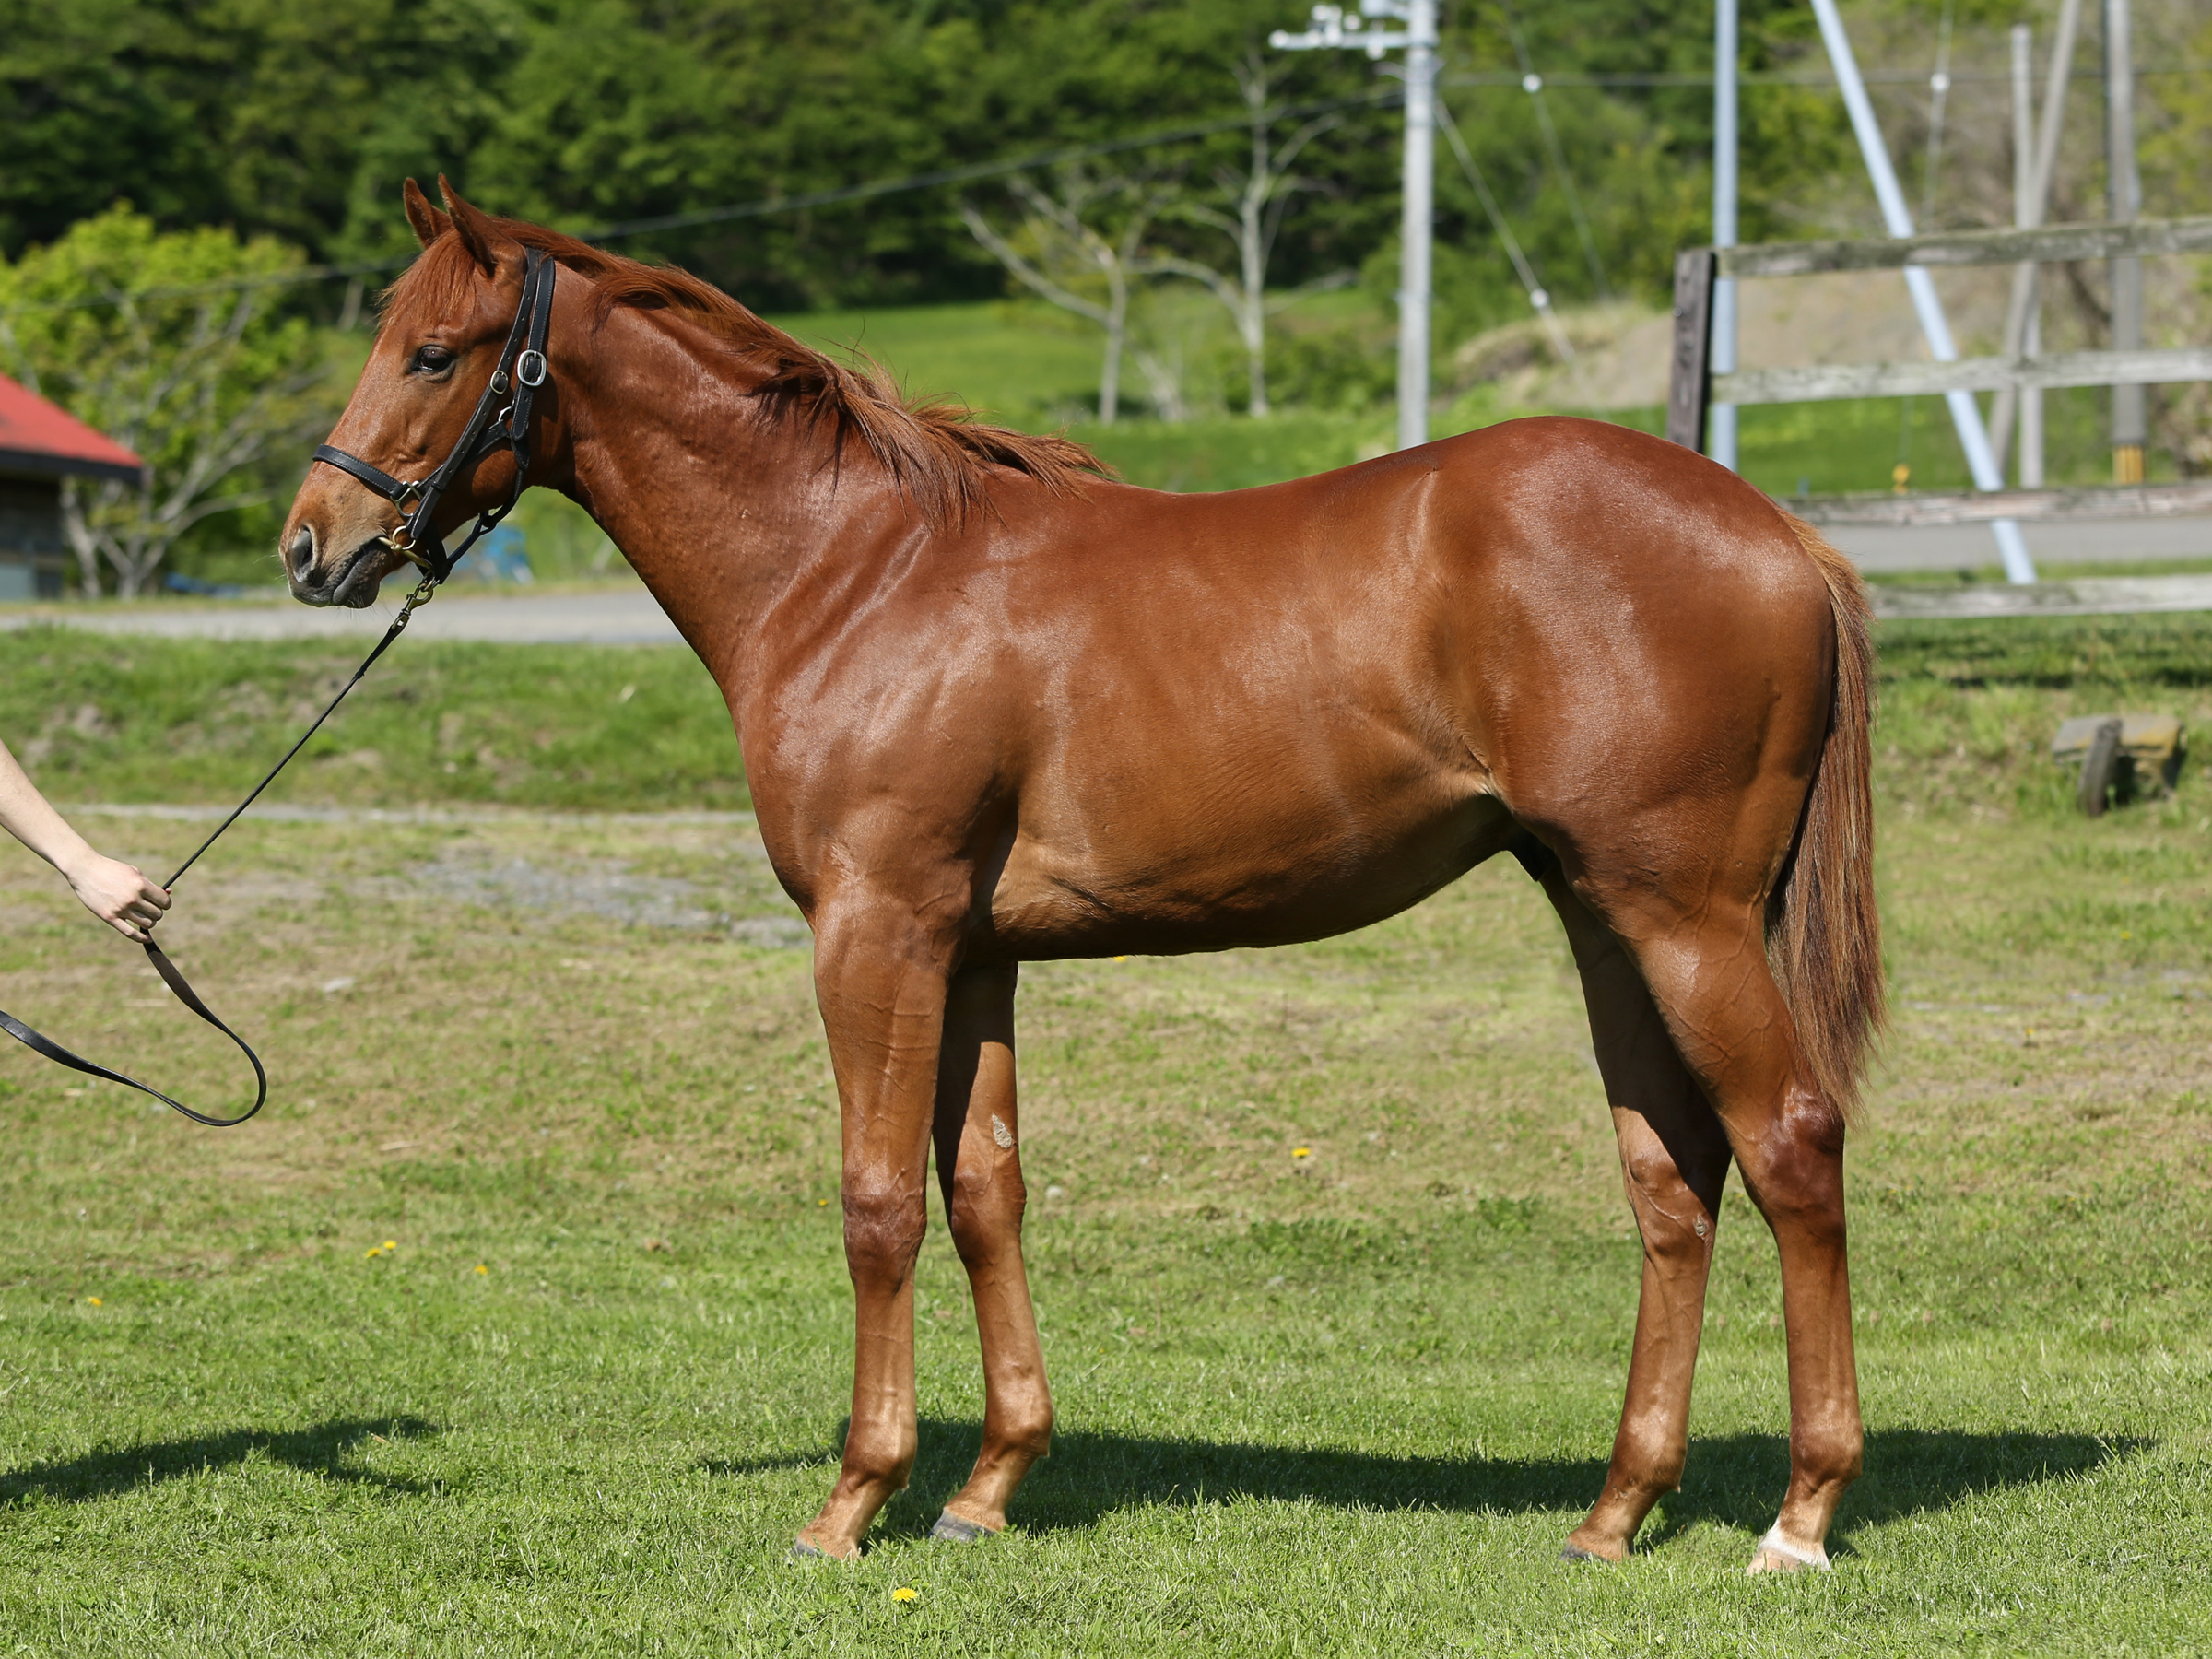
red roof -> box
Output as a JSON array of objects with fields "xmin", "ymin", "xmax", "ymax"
[{"xmin": 0, "ymin": 372, "xmax": 144, "ymax": 483}]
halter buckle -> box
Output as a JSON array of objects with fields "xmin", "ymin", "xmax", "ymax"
[{"xmin": 516, "ymin": 349, "xmax": 547, "ymax": 388}]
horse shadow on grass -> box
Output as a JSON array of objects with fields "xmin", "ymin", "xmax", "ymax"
[
  {"xmin": 717, "ymin": 1421, "xmax": 2141, "ymax": 1550},
  {"xmin": 0, "ymin": 1417, "xmax": 440, "ymax": 1505}
]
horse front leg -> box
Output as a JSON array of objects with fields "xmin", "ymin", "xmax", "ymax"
[
  {"xmin": 793, "ymin": 910, "xmax": 955, "ymax": 1561},
  {"xmin": 927, "ymin": 963, "xmax": 1052, "ymax": 1541}
]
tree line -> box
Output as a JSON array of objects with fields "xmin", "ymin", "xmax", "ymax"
[
  {"xmin": 8, "ymin": 0, "xmax": 2211, "ymax": 593},
  {"xmin": 5, "ymin": 0, "xmax": 1858, "ymax": 315}
]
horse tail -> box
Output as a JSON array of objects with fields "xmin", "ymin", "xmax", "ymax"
[{"xmin": 1770, "ymin": 512, "xmax": 1885, "ymax": 1123}]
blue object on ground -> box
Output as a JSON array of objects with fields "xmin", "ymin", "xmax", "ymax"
[
  {"xmin": 164, "ymin": 571, "xmax": 252, "ymax": 598},
  {"xmin": 451, "ymin": 524, "xmax": 535, "ymax": 583}
]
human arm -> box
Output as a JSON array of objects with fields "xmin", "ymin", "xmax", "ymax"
[{"xmin": 0, "ymin": 740, "xmax": 170, "ymax": 942}]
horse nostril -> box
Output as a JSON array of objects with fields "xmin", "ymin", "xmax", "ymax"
[{"xmin": 288, "ymin": 526, "xmax": 316, "ymax": 578}]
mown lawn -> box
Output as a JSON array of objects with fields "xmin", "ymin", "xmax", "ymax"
[{"xmin": 0, "ymin": 617, "xmax": 2206, "ymax": 1653}]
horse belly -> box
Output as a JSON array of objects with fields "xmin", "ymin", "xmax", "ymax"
[{"xmin": 982, "ymin": 782, "xmax": 1517, "ymax": 959}]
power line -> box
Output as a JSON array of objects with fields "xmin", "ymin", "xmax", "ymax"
[
  {"xmin": 582, "ymin": 89, "xmax": 1401, "ymax": 240},
  {"xmin": 12, "ymin": 55, "xmax": 2210, "ymax": 321}
]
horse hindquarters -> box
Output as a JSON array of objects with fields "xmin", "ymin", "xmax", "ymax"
[{"xmin": 1517, "ymin": 522, "xmax": 1880, "ymax": 1571}]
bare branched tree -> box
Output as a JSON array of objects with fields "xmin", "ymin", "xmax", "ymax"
[
  {"xmin": 961, "ymin": 167, "xmax": 1182, "ymax": 424},
  {"xmin": 1148, "ymin": 52, "xmax": 1353, "ymax": 418}
]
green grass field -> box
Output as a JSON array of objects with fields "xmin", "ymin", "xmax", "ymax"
[{"xmin": 0, "ymin": 616, "xmax": 2207, "ymax": 1652}]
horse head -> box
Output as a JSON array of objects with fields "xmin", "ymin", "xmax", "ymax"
[{"xmin": 282, "ymin": 178, "xmax": 553, "ymax": 607}]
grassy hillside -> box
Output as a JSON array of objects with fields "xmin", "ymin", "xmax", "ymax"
[{"xmin": 771, "ymin": 299, "xmax": 2141, "ymax": 500}]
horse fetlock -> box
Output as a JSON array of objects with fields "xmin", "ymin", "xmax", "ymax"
[
  {"xmin": 985, "ymin": 1406, "xmax": 1053, "ymax": 1462},
  {"xmin": 1559, "ymin": 1521, "xmax": 1633, "ymax": 1564},
  {"xmin": 788, "ymin": 1533, "xmax": 859, "ymax": 1563},
  {"xmin": 1790, "ymin": 1419, "xmax": 1865, "ymax": 1490}
]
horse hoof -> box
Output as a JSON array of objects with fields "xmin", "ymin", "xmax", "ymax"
[
  {"xmin": 1746, "ymin": 1526, "xmax": 1831, "ymax": 1575},
  {"xmin": 788, "ymin": 1539, "xmax": 828, "ymax": 1561},
  {"xmin": 930, "ymin": 1511, "xmax": 997, "ymax": 1544},
  {"xmin": 1559, "ymin": 1544, "xmax": 1613, "ymax": 1565}
]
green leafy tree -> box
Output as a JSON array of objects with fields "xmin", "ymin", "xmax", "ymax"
[{"xmin": 0, "ymin": 206, "xmax": 335, "ymax": 597}]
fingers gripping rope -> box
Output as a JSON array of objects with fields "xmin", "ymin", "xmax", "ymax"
[{"xmin": 0, "ymin": 582, "xmax": 436, "ymax": 1127}]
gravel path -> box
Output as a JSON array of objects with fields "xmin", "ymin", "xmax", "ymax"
[{"xmin": 0, "ymin": 588, "xmax": 683, "ymax": 644}]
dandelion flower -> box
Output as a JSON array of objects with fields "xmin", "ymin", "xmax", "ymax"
[
  {"xmin": 892, "ymin": 1586, "xmax": 919, "ymax": 1603},
  {"xmin": 818, "ymin": 1198, "xmax": 830, "ymax": 1206},
  {"xmin": 383, "ymin": 1241, "xmax": 397, "ymax": 1252},
  {"xmin": 475, "ymin": 1265, "xmax": 489, "ymax": 1275},
  {"xmin": 365, "ymin": 1248, "xmax": 381, "ymax": 1259},
  {"xmin": 87, "ymin": 1297, "xmax": 102, "ymax": 1307},
  {"xmin": 1291, "ymin": 1147, "xmax": 1312, "ymax": 1159}
]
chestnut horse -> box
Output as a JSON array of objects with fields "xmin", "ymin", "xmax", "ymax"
[{"xmin": 283, "ymin": 182, "xmax": 1882, "ymax": 1573}]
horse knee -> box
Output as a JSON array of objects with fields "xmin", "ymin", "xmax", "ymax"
[{"xmin": 842, "ymin": 1182, "xmax": 927, "ymax": 1278}]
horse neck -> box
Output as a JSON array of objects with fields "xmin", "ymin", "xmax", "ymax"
[{"xmin": 552, "ymin": 306, "xmax": 910, "ymax": 684}]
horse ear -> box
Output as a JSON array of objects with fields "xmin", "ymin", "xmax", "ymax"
[
  {"xmin": 402, "ymin": 178, "xmax": 451, "ymax": 250},
  {"xmin": 437, "ymin": 175, "xmax": 502, "ymax": 276}
]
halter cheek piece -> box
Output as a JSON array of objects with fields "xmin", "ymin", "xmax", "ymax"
[{"xmin": 312, "ymin": 245, "xmax": 558, "ymax": 583}]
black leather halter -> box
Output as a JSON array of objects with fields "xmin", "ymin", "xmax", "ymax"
[{"xmin": 312, "ymin": 246, "xmax": 558, "ymax": 582}]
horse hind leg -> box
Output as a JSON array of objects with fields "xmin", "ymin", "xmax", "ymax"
[
  {"xmin": 1545, "ymin": 870, "xmax": 1733, "ymax": 1563},
  {"xmin": 1575, "ymin": 874, "xmax": 1862, "ymax": 1573},
  {"xmin": 928, "ymin": 964, "xmax": 1053, "ymax": 1542}
]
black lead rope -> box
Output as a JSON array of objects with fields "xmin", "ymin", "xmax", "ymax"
[
  {"xmin": 0, "ymin": 579, "xmax": 441, "ymax": 1127},
  {"xmin": 0, "ymin": 245, "xmax": 559, "ymax": 1127}
]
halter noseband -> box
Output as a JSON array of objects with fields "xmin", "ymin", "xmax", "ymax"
[{"xmin": 312, "ymin": 246, "xmax": 558, "ymax": 584}]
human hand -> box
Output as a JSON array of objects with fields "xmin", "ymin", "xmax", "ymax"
[{"xmin": 61, "ymin": 853, "xmax": 171, "ymax": 943}]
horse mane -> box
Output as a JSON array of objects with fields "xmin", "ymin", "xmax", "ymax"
[{"xmin": 382, "ymin": 218, "xmax": 1107, "ymax": 526}]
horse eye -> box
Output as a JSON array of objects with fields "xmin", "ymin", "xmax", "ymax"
[{"xmin": 412, "ymin": 345, "xmax": 455, "ymax": 374}]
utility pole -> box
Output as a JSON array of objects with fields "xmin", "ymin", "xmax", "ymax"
[
  {"xmin": 2010, "ymin": 24, "xmax": 2045, "ymax": 488},
  {"xmin": 1989, "ymin": 0, "xmax": 2080, "ymax": 481},
  {"xmin": 2105, "ymin": 0, "xmax": 2145, "ymax": 483},
  {"xmin": 1708, "ymin": 0, "xmax": 1740, "ymax": 472},
  {"xmin": 1272, "ymin": 0, "xmax": 1438, "ymax": 451}
]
